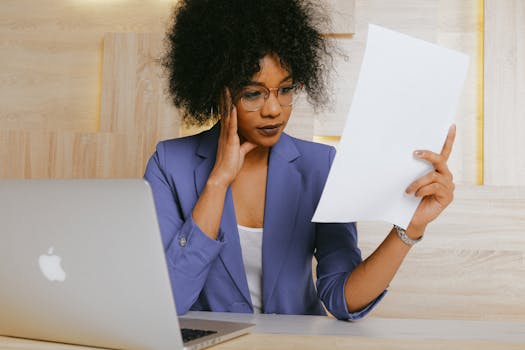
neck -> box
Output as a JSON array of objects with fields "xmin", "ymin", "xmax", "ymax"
[{"xmin": 243, "ymin": 145, "xmax": 269, "ymax": 167}]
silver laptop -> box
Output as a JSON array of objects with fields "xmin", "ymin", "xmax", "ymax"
[{"xmin": 0, "ymin": 179, "xmax": 254, "ymax": 350}]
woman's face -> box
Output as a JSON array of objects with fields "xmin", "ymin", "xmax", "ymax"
[{"xmin": 234, "ymin": 54, "xmax": 294, "ymax": 148}]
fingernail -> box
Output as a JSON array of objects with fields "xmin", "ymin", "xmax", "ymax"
[{"xmin": 414, "ymin": 151, "xmax": 423, "ymax": 158}]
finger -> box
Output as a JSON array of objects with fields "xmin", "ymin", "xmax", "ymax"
[
  {"xmin": 226, "ymin": 88, "xmax": 233, "ymax": 109},
  {"xmin": 405, "ymin": 171, "xmax": 453, "ymax": 195},
  {"xmin": 223, "ymin": 88, "xmax": 233, "ymax": 115},
  {"xmin": 413, "ymin": 150, "xmax": 452, "ymax": 178},
  {"xmin": 218, "ymin": 88, "xmax": 230, "ymax": 117},
  {"xmin": 219, "ymin": 109, "xmax": 229, "ymax": 142},
  {"xmin": 440, "ymin": 124, "xmax": 456, "ymax": 161},
  {"xmin": 228, "ymin": 105, "xmax": 238, "ymax": 138},
  {"xmin": 414, "ymin": 182, "xmax": 452, "ymax": 202},
  {"xmin": 219, "ymin": 88, "xmax": 234, "ymax": 137}
]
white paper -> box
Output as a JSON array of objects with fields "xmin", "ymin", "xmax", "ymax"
[{"xmin": 312, "ymin": 24, "xmax": 469, "ymax": 228}]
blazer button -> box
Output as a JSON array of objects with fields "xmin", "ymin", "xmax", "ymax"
[{"xmin": 179, "ymin": 237, "xmax": 187, "ymax": 247}]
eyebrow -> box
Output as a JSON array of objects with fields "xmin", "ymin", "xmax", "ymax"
[{"xmin": 245, "ymin": 75, "xmax": 293, "ymax": 87}]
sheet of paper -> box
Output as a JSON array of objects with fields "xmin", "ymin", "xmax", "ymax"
[{"xmin": 312, "ymin": 24, "xmax": 469, "ymax": 228}]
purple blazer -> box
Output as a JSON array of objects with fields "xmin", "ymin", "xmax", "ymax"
[{"xmin": 144, "ymin": 124, "xmax": 386, "ymax": 320}]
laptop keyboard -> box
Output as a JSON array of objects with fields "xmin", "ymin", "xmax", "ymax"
[{"xmin": 181, "ymin": 328, "xmax": 218, "ymax": 342}]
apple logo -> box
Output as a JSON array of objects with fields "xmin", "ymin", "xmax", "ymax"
[{"xmin": 38, "ymin": 247, "xmax": 66, "ymax": 282}]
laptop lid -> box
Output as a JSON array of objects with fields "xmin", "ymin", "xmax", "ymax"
[{"xmin": 0, "ymin": 179, "xmax": 190, "ymax": 350}]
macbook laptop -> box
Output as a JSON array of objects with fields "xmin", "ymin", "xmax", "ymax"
[{"xmin": 0, "ymin": 179, "xmax": 254, "ymax": 350}]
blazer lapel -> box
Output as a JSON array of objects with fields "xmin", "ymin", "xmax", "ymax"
[
  {"xmin": 218, "ymin": 189, "xmax": 252, "ymax": 307},
  {"xmin": 262, "ymin": 133, "xmax": 301, "ymax": 309},
  {"xmin": 194, "ymin": 125, "xmax": 252, "ymax": 307}
]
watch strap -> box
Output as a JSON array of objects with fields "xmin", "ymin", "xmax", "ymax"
[{"xmin": 394, "ymin": 225, "xmax": 423, "ymax": 246}]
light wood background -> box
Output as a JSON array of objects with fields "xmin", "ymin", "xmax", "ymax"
[
  {"xmin": 0, "ymin": 0, "xmax": 175, "ymax": 178},
  {"xmin": 310, "ymin": 0, "xmax": 482, "ymax": 186},
  {"xmin": 359, "ymin": 185, "xmax": 525, "ymax": 321},
  {"xmin": 0, "ymin": 0, "xmax": 486, "ymax": 184}
]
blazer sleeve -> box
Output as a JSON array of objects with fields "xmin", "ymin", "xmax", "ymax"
[
  {"xmin": 144, "ymin": 142, "xmax": 225, "ymax": 315},
  {"xmin": 314, "ymin": 147, "xmax": 387, "ymax": 321}
]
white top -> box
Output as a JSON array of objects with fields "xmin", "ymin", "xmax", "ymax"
[{"xmin": 237, "ymin": 224, "xmax": 263, "ymax": 313}]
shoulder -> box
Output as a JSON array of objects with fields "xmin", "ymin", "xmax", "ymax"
[
  {"xmin": 154, "ymin": 125, "xmax": 218, "ymax": 164},
  {"xmin": 156, "ymin": 129, "xmax": 204, "ymax": 154},
  {"xmin": 285, "ymin": 134, "xmax": 336, "ymax": 167},
  {"xmin": 290, "ymin": 135, "xmax": 335, "ymax": 154}
]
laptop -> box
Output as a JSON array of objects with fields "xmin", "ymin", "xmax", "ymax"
[{"xmin": 0, "ymin": 179, "xmax": 254, "ymax": 350}]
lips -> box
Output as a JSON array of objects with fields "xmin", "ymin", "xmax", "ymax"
[{"xmin": 257, "ymin": 123, "xmax": 283, "ymax": 137}]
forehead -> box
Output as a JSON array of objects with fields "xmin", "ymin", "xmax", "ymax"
[{"xmin": 250, "ymin": 54, "xmax": 292, "ymax": 85}]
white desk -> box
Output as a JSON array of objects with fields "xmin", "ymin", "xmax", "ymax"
[
  {"xmin": 183, "ymin": 312, "xmax": 525, "ymax": 349},
  {"xmin": 183, "ymin": 311, "xmax": 525, "ymax": 343},
  {"xmin": 1, "ymin": 312, "xmax": 522, "ymax": 350}
]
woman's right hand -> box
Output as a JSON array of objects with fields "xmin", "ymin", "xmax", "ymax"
[
  {"xmin": 192, "ymin": 90, "xmax": 257, "ymax": 238},
  {"xmin": 208, "ymin": 89, "xmax": 257, "ymax": 188}
]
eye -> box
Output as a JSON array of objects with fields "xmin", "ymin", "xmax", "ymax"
[
  {"xmin": 278, "ymin": 85, "xmax": 295, "ymax": 95},
  {"xmin": 242, "ymin": 90, "xmax": 263, "ymax": 101}
]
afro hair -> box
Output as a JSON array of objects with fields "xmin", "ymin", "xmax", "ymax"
[{"xmin": 163, "ymin": 0, "xmax": 334, "ymax": 125}]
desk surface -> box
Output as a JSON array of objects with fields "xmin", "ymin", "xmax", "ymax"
[{"xmin": 1, "ymin": 312, "xmax": 524, "ymax": 350}]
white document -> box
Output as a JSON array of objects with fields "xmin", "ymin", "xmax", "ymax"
[{"xmin": 312, "ymin": 24, "xmax": 469, "ymax": 228}]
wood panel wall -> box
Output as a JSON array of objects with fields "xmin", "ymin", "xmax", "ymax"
[
  {"xmin": 359, "ymin": 185, "xmax": 525, "ymax": 321},
  {"xmin": 0, "ymin": 0, "xmax": 175, "ymax": 178},
  {"xmin": 310, "ymin": 0, "xmax": 481, "ymax": 185},
  {"xmin": 100, "ymin": 33, "xmax": 180, "ymax": 170},
  {"xmin": 0, "ymin": 0, "xmax": 483, "ymax": 183},
  {"xmin": 484, "ymin": 0, "xmax": 525, "ymax": 186}
]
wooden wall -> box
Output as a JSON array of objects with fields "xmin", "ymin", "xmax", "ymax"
[
  {"xmin": 0, "ymin": 0, "xmax": 175, "ymax": 178},
  {"xmin": 484, "ymin": 0, "xmax": 525, "ymax": 186},
  {"xmin": 359, "ymin": 185, "xmax": 525, "ymax": 321},
  {"xmin": 0, "ymin": 0, "xmax": 484, "ymax": 183},
  {"xmin": 311, "ymin": 0, "xmax": 481, "ymax": 185}
]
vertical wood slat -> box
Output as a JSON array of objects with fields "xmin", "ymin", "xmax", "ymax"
[
  {"xmin": 437, "ymin": 0, "xmax": 482, "ymax": 185},
  {"xmin": 484, "ymin": 0, "xmax": 525, "ymax": 186},
  {"xmin": 100, "ymin": 32, "xmax": 181, "ymax": 160}
]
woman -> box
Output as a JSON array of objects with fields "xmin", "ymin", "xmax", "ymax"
[{"xmin": 144, "ymin": 0, "xmax": 455, "ymax": 321}]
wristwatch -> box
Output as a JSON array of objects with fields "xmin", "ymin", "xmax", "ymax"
[{"xmin": 394, "ymin": 225, "xmax": 423, "ymax": 246}]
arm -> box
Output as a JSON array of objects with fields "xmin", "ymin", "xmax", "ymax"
[
  {"xmin": 343, "ymin": 125, "xmax": 457, "ymax": 313},
  {"xmin": 315, "ymin": 221, "xmax": 387, "ymax": 320},
  {"xmin": 192, "ymin": 101, "xmax": 256, "ymax": 239},
  {"xmin": 145, "ymin": 93, "xmax": 256, "ymax": 314},
  {"xmin": 145, "ymin": 147, "xmax": 225, "ymax": 314}
]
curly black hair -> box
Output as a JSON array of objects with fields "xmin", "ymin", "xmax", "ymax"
[{"xmin": 163, "ymin": 0, "xmax": 334, "ymax": 126}]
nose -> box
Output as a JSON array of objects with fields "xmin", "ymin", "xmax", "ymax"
[{"xmin": 260, "ymin": 92, "xmax": 281, "ymax": 118}]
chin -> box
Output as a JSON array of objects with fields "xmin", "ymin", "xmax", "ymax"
[{"xmin": 251, "ymin": 132, "xmax": 283, "ymax": 148}]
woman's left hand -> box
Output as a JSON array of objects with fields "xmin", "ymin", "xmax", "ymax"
[{"xmin": 405, "ymin": 124, "xmax": 456, "ymax": 236}]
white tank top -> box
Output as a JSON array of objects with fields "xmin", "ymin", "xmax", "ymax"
[{"xmin": 237, "ymin": 224, "xmax": 263, "ymax": 313}]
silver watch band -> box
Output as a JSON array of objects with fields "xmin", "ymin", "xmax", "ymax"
[{"xmin": 394, "ymin": 225, "xmax": 423, "ymax": 246}]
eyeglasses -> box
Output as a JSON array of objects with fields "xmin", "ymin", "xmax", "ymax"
[{"xmin": 239, "ymin": 84, "xmax": 298, "ymax": 112}]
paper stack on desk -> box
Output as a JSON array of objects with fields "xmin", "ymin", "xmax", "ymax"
[{"xmin": 312, "ymin": 24, "xmax": 469, "ymax": 228}]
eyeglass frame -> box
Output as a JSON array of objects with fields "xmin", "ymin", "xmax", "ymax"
[{"xmin": 237, "ymin": 82, "xmax": 300, "ymax": 112}]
